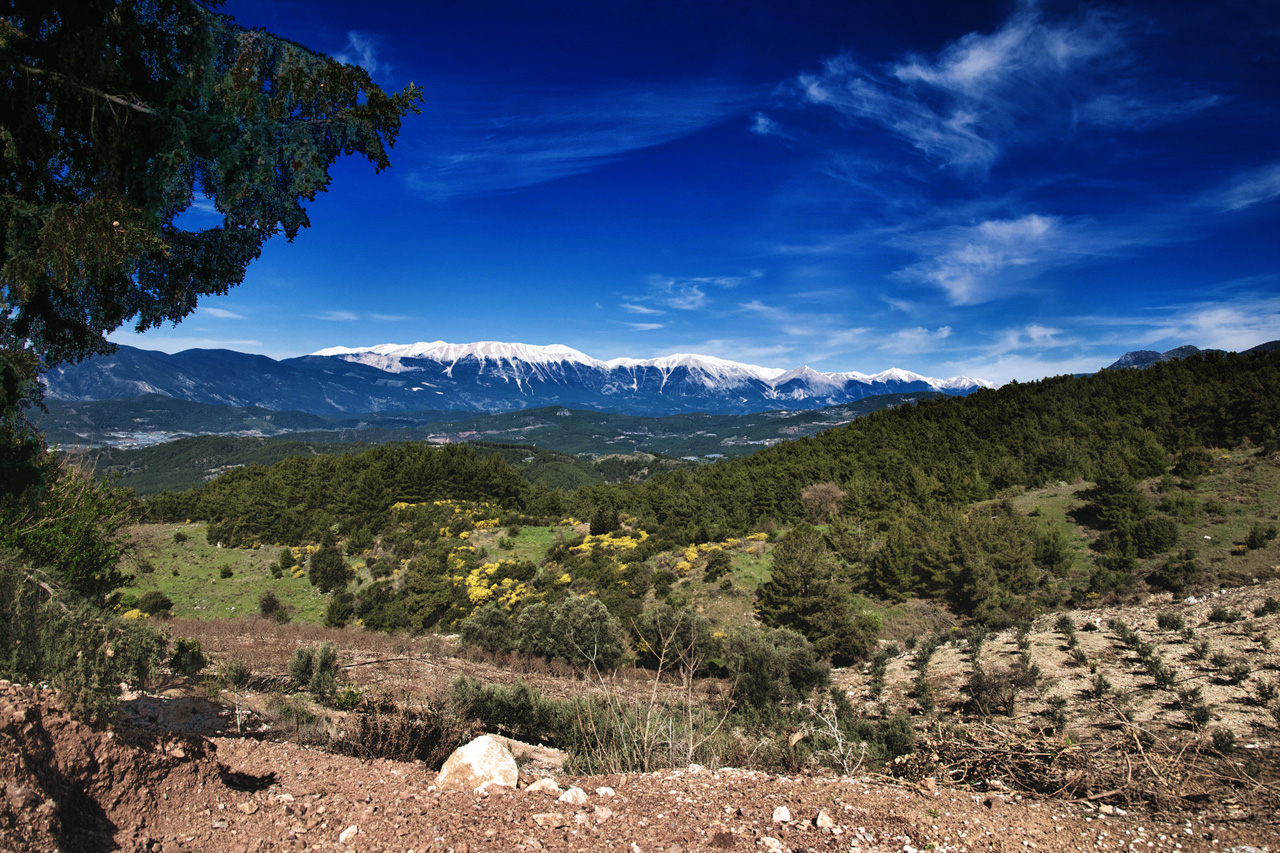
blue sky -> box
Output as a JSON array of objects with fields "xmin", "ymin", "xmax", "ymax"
[{"xmin": 109, "ymin": 0, "xmax": 1280, "ymax": 385}]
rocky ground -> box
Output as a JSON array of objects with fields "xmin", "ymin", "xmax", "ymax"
[{"xmin": 3, "ymin": 679, "xmax": 1279, "ymax": 853}]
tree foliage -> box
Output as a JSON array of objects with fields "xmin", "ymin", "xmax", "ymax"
[{"xmin": 1, "ymin": 0, "xmax": 421, "ymax": 374}]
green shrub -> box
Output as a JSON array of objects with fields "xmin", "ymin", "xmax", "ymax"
[
  {"xmin": 170, "ymin": 638, "xmax": 206, "ymax": 677},
  {"xmin": 1212, "ymin": 728, "xmax": 1236, "ymax": 754},
  {"xmin": 259, "ymin": 590, "xmax": 281, "ymax": 619},
  {"xmin": 332, "ymin": 684, "xmax": 363, "ymax": 711},
  {"xmin": 221, "ymin": 658, "xmax": 250, "ymax": 689},
  {"xmin": 137, "ymin": 590, "xmax": 173, "ymax": 617},
  {"xmin": 173, "ymin": 530, "xmax": 188, "ymax": 544},
  {"xmin": 459, "ymin": 600, "xmax": 514, "ymax": 654},
  {"xmin": 1245, "ymin": 522, "xmax": 1278, "ymax": 550},
  {"xmin": 219, "ymin": 565, "xmax": 233, "ymax": 579},
  {"xmin": 309, "ymin": 545, "xmax": 350, "ymax": 594},
  {"xmin": 325, "ymin": 591, "xmax": 355, "ymax": 628},
  {"xmin": 1208, "ymin": 606, "xmax": 1242, "ymax": 624},
  {"xmin": 289, "ymin": 646, "xmax": 315, "ymax": 685},
  {"xmin": 1223, "ymin": 662, "xmax": 1251, "ymax": 686},
  {"xmin": 1255, "ymin": 597, "xmax": 1280, "ymax": 617},
  {"xmin": 0, "ymin": 557, "xmax": 165, "ymax": 725},
  {"xmin": 723, "ymin": 625, "xmax": 829, "ymax": 713},
  {"xmin": 1156, "ymin": 612, "xmax": 1185, "ymax": 633}
]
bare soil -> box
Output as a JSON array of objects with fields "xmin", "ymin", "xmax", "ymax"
[
  {"xmin": 3, "ymin": 677, "xmax": 1277, "ymax": 853},
  {"xmin": 6, "ymin": 582, "xmax": 1280, "ymax": 852}
]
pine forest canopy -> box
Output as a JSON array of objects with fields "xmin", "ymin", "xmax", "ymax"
[{"xmin": 0, "ymin": 0, "xmax": 421, "ymax": 496}]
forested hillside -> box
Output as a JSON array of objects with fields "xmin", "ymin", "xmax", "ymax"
[{"xmin": 143, "ymin": 350, "xmax": 1280, "ymax": 662}]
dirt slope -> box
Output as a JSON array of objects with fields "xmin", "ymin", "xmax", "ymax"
[{"xmin": 3, "ymin": 681, "xmax": 1277, "ymax": 853}]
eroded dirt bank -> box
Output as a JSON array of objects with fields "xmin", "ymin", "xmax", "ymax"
[{"xmin": 3, "ymin": 681, "xmax": 1278, "ymax": 853}]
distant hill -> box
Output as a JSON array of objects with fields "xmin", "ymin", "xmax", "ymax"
[
  {"xmin": 1104, "ymin": 344, "xmax": 1222, "ymax": 370},
  {"xmin": 73, "ymin": 394, "xmax": 938, "ymax": 494},
  {"xmin": 41, "ymin": 340, "xmax": 991, "ymax": 417}
]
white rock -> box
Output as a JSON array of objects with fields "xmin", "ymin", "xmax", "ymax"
[
  {"xmin": 525, "ymin": 777, "xmax": 563, "ymax": 795},
  {"xmin": 815, "ymin": 809, "xmax": 836, "ymax": 829},
  {"xmin": 772, "ymin": 805, "xmax": 791, "ymax": 824},
  {"xmin": 761, "ymin": 836, "xmax": 785, "ymax": 852},
  {"xmin": 339, "ymin": 825, "xmax": 358, "ymax": 844},
  {"xmin": 595, "ymin": 786, "xmax": 616, "ymax": 797},
  {"xmin": 558, "ymin": 786, "xmax": 588, "ymax": 806},
  {"xmin": 436, "ymin": 735, "xmax": 519, "ymax": 794}
]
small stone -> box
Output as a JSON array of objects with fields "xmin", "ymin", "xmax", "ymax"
[
  {"xmin": 815, "ymin": 809, "xmax": 835, "ymax": 829},
  {"xmin": 533, "ymin": 812, "xmax": 568, "ymax": 828},
  {"xmin": 558, "ymin": 786, "xmax": 588, "ymax": 806},
  {"xmin": 1099, "ymin": 804, "xmax": 1115, "ymax": 815},
  {"xmin": 760, "ymin": 837, "xmax": 785, "ymax": 852},
  {"xmin": 238, "ymin": 802, "xmax": 258, "ymax": 815},
  {"xmin": 525, "ymin": 777, "xmax": 562, "ymax": 795},
  {"xmin": 339, "ymin": 825, "xmax": 358, "ymax": 844},
  {"xmin": 983, "ymin": 796, "xmax": 1002, "ymax": 811},
  {"xmin": 772, "ymin": 805, "xmax": 791, "ymax": 824},
  {"xmin": 593, "ymin": 805, "xmax": 614, "ymax": 824},
  {"xmin": 595, "ymin": 786, "xmax": 616, "ymax": 797},
  {"xmin": 211, "ymin": 820, "xmax": 228, "ymax": 830}
]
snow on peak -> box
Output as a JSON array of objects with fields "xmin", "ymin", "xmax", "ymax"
[
  {"xmin": 605, "ymin": 352, "xmax": 785, "ymax": 384},
  {"xmin": 313, "ymin": 340, "xmax": 600, "ymax": 366},
  {"xmin": 310, "ymin": 340, "xmax": 991, "ymax": 391}
]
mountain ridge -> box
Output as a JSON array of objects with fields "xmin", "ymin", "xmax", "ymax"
[{"xmin": 44, "ymin": 341, "xmax": 993, "ymax": 417}]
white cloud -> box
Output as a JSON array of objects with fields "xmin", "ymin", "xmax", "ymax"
[
  {"xmin": 622, "ymin": 322, "xmax": 665, "ymax": 332},
  {"xmin": 337, "ymin": 31, "xmax": 380, "ymax": 74},
  {"xmin": 751, "ymin": 112, "xmax": 783, "ymax": 137},
  {"xmin": 943, "ymin": 352, "xmax": 1101, "ymax": 386},
  {"xmin": 107, "ymin": 334, "xmax": 265, "ymax": 353},
  {"xmin": 1128, "ymin": 296, "xmax": 1280, "ymax": 352},
  {"xmin": 370, "ymin": 312, "xmax": 413, "ymax": 322},
  {"xmin": 881, "ymin": 325, "xmax": 952, "ymax": 355},
  {"xmin": 1078, "ymin": 93, "xmax": 1222, "ymax": 130},
  {"xmin": 407, "ymin": 81, "xmax": 755, "ymax": 198},
  {"xmin": 201, "ymin": 307, "xmax": 244, "ymax": 320},
  {"xmin": 1207, "ymin": 162, "xmax": 1280, "ymax": 212},
  {"xmin": 622, "ymin": 302, "xmax": 664, "ymax": 315},
  {"xmin": 796, "ymin": 4, "xmax": 1160, "ymax": 172},
  {"xmin": 315, "ymin": 310, "xmax": 360, "ymax": 322},
  {"xmin": 644, "ymin": 271, "xmax": 759, "ymax": 311},
  {"xmin": 894, "ymin": 213, "xmax": 1063, "ymax": 304}
]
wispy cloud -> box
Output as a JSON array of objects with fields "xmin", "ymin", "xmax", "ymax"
[
  {"xmin": 685, "ymin": 338, "xmax": 795, "ymax": 368},
  {"xmin": 201, "ymin": 307, "xmax": 245, "ymax": 320},
  {"xmin": 739, "ymin": 299, "xmax": 870, "ymax": 361},
  {"xmin": 1097, "ymin": 294, "xmax": 1280, "ymax": 352},
  {"xmin": 407, "ymin": 81, "xmax": 756, "ymax": 198},
  {"xmin": 642, "ymin": 271, "xmax": 760, "ymax": 311},
  {"xmin": 794, "ymin": 4, "xmax": 1209, "ymax": 173},
  {"xmin": 315, "ymin": 310, "xmax": 360, "ymax": 322},
  {"xmin": 751, "ymin": 112, "xmax": 785, "ymax": 137},
  {"xmin": 1206, "ymin": 162, "xmax": 1280, "ymax": 212},
  {"xmin": 336, "ymin": 31, "xmax": 380, "ymax": 74},
  {"xmin": 370, "ymin": 312, "xmax": 413, "ymax": 322},
  {"xmin": 988, "ymin": 323, "xmax": 1070, "ymax": 355},
  {"xmin": 880, "ymin": 325, "xmax": 952, "ymax": 355},
  {"xmin": 622, "ymin": 322, "xmax": 665, "ymax": 332},
  {"xmin": 1077, "ymin": 93, "xmax": 1222, "ymax": 129},
  {"xmin": 622, "ymin": 303, "xmax": 664, "ymax": 316},
  {"xmin": 892, "ymin": 214, "xmax": 1063, "ymax": 304}
]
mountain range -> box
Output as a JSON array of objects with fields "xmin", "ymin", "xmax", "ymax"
[{"xmin": 42, "ymin": 341, "xmax": 994, "ymax": 417}]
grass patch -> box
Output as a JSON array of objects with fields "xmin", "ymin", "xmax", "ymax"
[
  {"xmin": 730, "ymin": 543, "xmax": 773, "ymax": 591},
  {"xmin": 127, "ymin": 523, "xmax": 327, "ymax": 623}
]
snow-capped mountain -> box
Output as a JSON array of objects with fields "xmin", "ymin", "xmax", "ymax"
[{"xmin": 43, "ymin": 340, "xmax": 994, "ymax": 416}]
